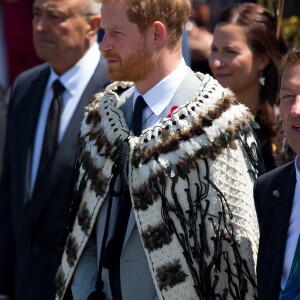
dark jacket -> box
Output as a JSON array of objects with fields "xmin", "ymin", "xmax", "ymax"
[
  {"xmin": 254, "ymin": 161, "xmax": 296, "ymax": 299},
  {"xmin": 0, "ymin": 59, "xmax": 109, "ymax": 300}
]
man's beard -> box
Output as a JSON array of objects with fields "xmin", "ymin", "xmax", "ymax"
[{"xmin": 103, "ymin": 40, "xmax": 158, "ymax": 82}]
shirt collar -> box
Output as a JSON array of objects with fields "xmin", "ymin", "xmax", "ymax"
[
  {"xmin": 46, "ymin": 43, "xmax": 100, "ymax": 96},
  {"xmin": 133, "ymin": 59, "xmax": 188, "ymax": 116}
]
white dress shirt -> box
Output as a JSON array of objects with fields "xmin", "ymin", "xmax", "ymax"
[
  {"xmin": 133, "ymin": 59, "xmax": 188, "ymax": 130},
  {"xmin": 280, "ymin": 156, "xmax": 300, "ymax": 292},
  {"xmin": 30, "ymin": 43, "xmax": 100, "ymax": 197}
]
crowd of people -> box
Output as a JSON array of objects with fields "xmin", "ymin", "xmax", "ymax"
[{"xmin": 0, "ymin": 0, "xmax": 299, "ymax": 299}]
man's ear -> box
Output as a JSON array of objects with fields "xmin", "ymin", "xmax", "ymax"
[
  {"xmin": 151, "ymin": 21, "xmax": 166, "ymax": 48},
  {"xmin": 258, "ymin": 53, "xmax": 270, "ymax": 71},
  {"xmin": 88, "ymin": 15, "xmax": 101, "ymax": 36}
]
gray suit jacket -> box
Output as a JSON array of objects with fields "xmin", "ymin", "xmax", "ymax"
[{"xmin": 71, "ymin": 69, "xmax": 201, "ymax": 300}]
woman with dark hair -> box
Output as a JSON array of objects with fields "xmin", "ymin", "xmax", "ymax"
[{"xmin": 209, "ymin": 2, "xmax": 292, "ymax": 171}]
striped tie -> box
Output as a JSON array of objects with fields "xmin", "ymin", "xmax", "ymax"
[{"xmin": 280, "ymin": 234, "xmax": 300, "ymax": 299}]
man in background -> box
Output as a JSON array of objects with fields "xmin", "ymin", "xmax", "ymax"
[
  {"xmin": 255, "ymin": 47, "xmax": 300, "ymax": 299},
  {"xmin": 0, "ymin": 0, "xmax": 109, "ymax": 299}
]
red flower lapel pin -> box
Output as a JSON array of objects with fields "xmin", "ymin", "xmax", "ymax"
[
  {"xmin": 167, "ymin": 106, "xmax": 179, "ymax": 118},
  {"xmin": 273, "ymin": 190, "xmax": 280, "ymax": 197}
]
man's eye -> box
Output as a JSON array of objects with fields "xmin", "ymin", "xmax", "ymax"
[
  {"xmin": 43, "ymin": 10, "xmax": 67, "ymax": 22},
  {"xmin": 33, "ymin": 10, "xmax": 41, "ymax": 17},
  {"xmin": 109, "ymin": 31, "xmax": 123, "ymax": 38},
  {"xmin": 49, "ymin": 13, "xmax": 64, "ymax": 20},
  {"xmin": 281, "ymin": 95, "xmax": 295, "ymax": 102}
]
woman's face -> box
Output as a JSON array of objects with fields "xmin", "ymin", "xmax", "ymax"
[{"xmin": 209, "ymin": 23, "xmax": 262, "ymax": 96}]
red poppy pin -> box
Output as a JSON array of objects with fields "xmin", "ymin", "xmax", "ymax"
[{"xmin": 167, "ymin": 106, "xmax": 179, "ymax": 118}]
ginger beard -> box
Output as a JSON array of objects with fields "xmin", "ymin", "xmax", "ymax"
[{"xmin": 103, "ymin": 37, "xmax": 158, "ymax": 82}]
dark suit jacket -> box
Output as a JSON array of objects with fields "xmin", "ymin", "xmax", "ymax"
[
  {"xmin": 254, "ymin": 161, "xmax": 296, "ymax": 300},
  {"xmin": 0, "ymin": 91, "xmax": 7, "ymax": 176},
  {"xmin": 0, "ymin": 58, "xmax": 109, "ymax": 300}
]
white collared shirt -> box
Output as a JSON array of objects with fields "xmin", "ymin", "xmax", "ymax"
[
  {"xmin": 133, "ymin": 59, "xmax": 188, "ymax": 130},
  {"xmin": 30, "ymin": 43, "xmax": 100, "ymax": 197},
  {"xmin": 280, "ymin": 156, "xmax": 300, "ymax": 292}
]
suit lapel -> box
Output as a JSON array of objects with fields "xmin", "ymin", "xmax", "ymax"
[
  {"xmin": 12, "ymin": 65, "xmax": 50, "ymax": 207},
  {"xmin": 162, "ymin": 68, "xmax": 201, "ymax": 119},
  {"xmin": 123, "ymin": 69, "xmax": 201, "ymax": 250},
  {"xmin": 53, "ymin": 56, "xmax": 110, "ymax": 174},
  {"xmin": 262, "ymin": 162, "xmax": 296, "ymax": 297},
  {"xmin": 117, "ymin": 86, "xmax": 134, "ymax": 126}
]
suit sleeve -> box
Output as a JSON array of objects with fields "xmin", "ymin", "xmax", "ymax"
[{"xmin": 0, "ymin": 87, "xmax": 15, "ymax": 297}]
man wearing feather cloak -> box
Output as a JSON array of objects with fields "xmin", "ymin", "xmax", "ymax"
[{"xmin": 55, "ymin": 0, "xmax": 261, "ymax": 299}]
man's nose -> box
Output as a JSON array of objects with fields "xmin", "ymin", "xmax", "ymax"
[
  {"xmin": 291, "ymin": 95, "xmax": 300, "ymax": 116},
  {"xmin": 33, "ymin": 14, "xmax": 49, "ymax": 32},
  {"xmin": 99, "ymin": 33, "xmax": 112, "ymax": 53}
]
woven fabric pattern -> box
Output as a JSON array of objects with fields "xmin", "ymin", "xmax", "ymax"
[{"xmin": 55, "ymin": 74, "xmax": 260, "ymax": 300}]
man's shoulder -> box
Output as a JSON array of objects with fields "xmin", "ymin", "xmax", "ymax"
[
  {"xmin": 186, "ymin": 70, "xmax": 229, "ymax": 98},
  {"xmin": 7, "ymin": 63, "xmax": 50, "ymax": 109},
  {"xmin": 14, "ymin": 63, "xmax": 50, "ymax": 84},
  {"xmin": 256, "ymin": 161, "xmax": 295, "ymax": 188},
  {"xmin": 105, "ymin": 82, "xmax": 134, "ymax": 100}
]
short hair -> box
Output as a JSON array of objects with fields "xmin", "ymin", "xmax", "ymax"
[
  {"xmin": 279, "ymin": 47, "xmax": 300, "ymax": 84},
  {"xmin": 82, "ymin": 0, "xmax": 102, "ymax": 15},
  {"xmin": 98, "ymin": 0, "xmax": 191, "ymax": 49}
]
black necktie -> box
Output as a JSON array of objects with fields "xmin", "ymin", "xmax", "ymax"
[
  {"xmin": 131, "ymin": 95, "xmax": 148, "ymax": 135},
  {"xmin": 101, "ymin": 95, "xmax": 148, "ymax": 299},
  {"xmin": 35, "ymin": 79, "xmax": 65, "ymax": 188}
]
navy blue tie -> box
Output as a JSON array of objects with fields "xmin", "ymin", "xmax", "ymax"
[
  {"xmin": 89, "ymin": 96, "xmax": 149, "ymax": 300},
  {"xmin": 104, "ymin": 95, "xmax": 148, "ymax": 299},
  {"xmin": 131, "ymin": 95, "xmax": 148, "ymax": 136}
]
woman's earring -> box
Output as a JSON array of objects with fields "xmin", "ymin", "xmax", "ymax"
[{"xmin": 259, "ymin": 71, "xmax": 266, "ymax": 86}]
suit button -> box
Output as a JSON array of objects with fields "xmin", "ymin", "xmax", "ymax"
[{"xmin": 32, "ymin": 245, "xmax": 40, "ymax": 253}]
